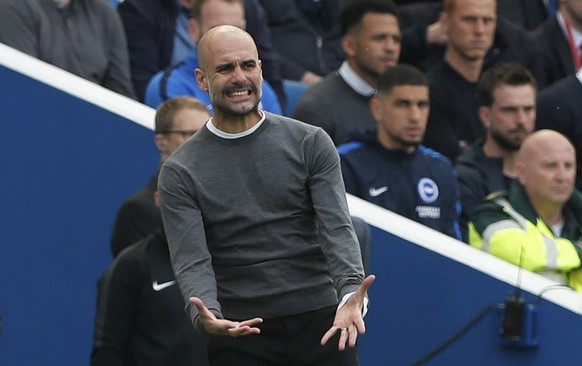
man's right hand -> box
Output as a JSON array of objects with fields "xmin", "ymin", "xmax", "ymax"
[
  {"xmin": 189, "ymin": 297, "xmax": 263, "ymax": 337},
  {"xmin": 426, "ymin": 13, "xmax": 448, "ymax": 46}
]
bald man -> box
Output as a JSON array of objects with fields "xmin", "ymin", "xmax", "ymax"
[
  {"xmin": 469, "ymin": 130, "xmax": 582, "ymax": 293},
  {"xmin": 158, "ymin": 25, "xmax": 373, "ymax": 365}
]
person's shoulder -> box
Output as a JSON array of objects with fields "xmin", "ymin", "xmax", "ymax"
[
  {"xmin": 417, "ymin": 145, "xmax": 453, "ymax": 166},
  {"xmin": 530, "ymin": 16, "xmax": 559, "ymax": 40},
  {"xmin": 539, "ymin": 75, "xmax": 580, "ymax": 99},
  {"xmin": 163, "ymin": 63, "xmax": 204, "ymax": 97},
  {"xmin": 266, "ymin": 112, "xmax": 318, "ymax": 132},
  {"xmin": 265, "ymin": 112, "xmax": 335, "ymax": 144},
  {"xmin": 121, "ymin": 181, "xmax": 156, "ymax": 206},
  {"xmin": 297, "ymin": 72, "xmax": 345, "ymax": 100},
  {"xmin": 111, "ymin": 235, "xmax": 151, "ymax": 272},
  {"xmin": 471, "ymin": 191, "xmax": 509, "ymax": 217},
  {"xmin": 455, "ymin": 142, "xmax": 488, "ymax": 174},
  {"xmin": 337, "ymin": 141, "xmax": 366, "ymax": 156}
]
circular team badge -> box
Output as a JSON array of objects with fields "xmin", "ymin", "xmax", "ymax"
[{"xmin": 418, "ymin": 178, "xmax": 439, "ymax": 203}]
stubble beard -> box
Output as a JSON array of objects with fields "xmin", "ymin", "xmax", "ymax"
[
  {"xmin": 490, "ymin": 128, "xmax": 523, "ymax": 151},
  {"xmin": 209, "ymin": 84, "xmax": 261, "ymax": 118}
]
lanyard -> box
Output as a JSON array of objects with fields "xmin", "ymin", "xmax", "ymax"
[{"xmin": 564, "ymin": 19, "xmax": 582, "ymax": 69}]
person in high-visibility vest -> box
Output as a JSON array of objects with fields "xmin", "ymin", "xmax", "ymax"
[{"xmin": 469, "ymin": 130, "xmax": 582, "ymax": 292}]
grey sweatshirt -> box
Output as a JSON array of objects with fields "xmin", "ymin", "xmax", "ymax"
[{"xmin": 159, "ymin": 112, "xmax": 364, "ymax": 325}]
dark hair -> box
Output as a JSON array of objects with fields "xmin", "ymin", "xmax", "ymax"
[
  {"xmin": 340, "ymin": 0, "xmax": 398, "ymax": 36},
  {"xmin": 477, "ymin": 62, "xmax": 537, "ymax": 107},
  {"xmin": 376, "ymin": 64, "xmax": 427, "ymax": 95},
  {"xmin": 155, "ymin": 96, "xmax": 209, "ymax": 133}
]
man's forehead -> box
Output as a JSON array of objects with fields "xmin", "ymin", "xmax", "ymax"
[
  {"xmin": 206, "ymin": 38, "xmax": 257, "ymax": 61},
  {"xmin": 530, "ymin": 144, "xmax": 574, "ymax": 162},
  {"xmin": 211, "ymin": 51, "xmax": 258, "ymax": 67},
  {"xmin": 389, "ymin": 85, "xmax": 429, "ymax": 96}
]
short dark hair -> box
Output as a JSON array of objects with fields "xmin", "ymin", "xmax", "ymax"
[
  {"xmin": 155, "ymin": 96, "xmax": 209, "ymax": 133},
  {"xmin": 376, "ymin": 64, "xmax": 427, "ymax": 96},
  {"xmin": 477, "ymin": 62, "xmax": 537, "ymax": 107},
  {"xmin": 340, "ymin": 0, "xmax": 398, "ymax": 36}
]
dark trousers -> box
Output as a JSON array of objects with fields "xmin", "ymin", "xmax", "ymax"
[{"xmin": 207, "ymin": 305, "xmax": 359, "ymax": 366}]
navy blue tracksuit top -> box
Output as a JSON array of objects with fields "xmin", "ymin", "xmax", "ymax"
[{"xmin": 338, "ymin": 133, "xmax": 462, "ymax": 240}]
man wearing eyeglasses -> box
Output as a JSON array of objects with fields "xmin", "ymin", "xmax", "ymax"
[{"xmin": 109, "ymin": 96, "xmax": 210, "ymax": 256}]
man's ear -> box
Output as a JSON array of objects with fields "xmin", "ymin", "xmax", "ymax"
[
  {"xmin": 342, "ymin": 34, "xmax": 357, "ymax": 58},
  {"xmin": 195, "ymin": 68, "xmax": 208, "ymax": 91},
  {"xmin": 515, "ymin": 161, "xmax": 526, "ymax": 185},
  {"xmin": 155, "ymin": 134, "xmax": 167, "ymax": 153},
  {"xmin": 370, "ymin": 96, "xmax": 382, "ymax": 122},
  {"xmin": 479, "ymin": 106, "xmax": 491, "ymax": 129}
]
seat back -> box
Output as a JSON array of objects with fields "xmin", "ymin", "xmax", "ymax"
[{"xmin": 282, "ymin": 79, "xmax": 309, "ymax": 117}]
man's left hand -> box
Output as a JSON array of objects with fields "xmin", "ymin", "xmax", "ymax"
[{"xmin": 320, "ymin": 275, "xmax": 376, "ymax": 350}]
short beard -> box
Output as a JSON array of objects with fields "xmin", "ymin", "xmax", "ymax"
[
  {"xmin": 209, "ymin": 83, "xmax": 261, "ymax": 117},
  {"xmin": 490, "ymin": 129, "xmax": 522, "ymax": 151},
  {"xmin": 214, "ymin": 99, "xmax": 260, "ymax": 118}
]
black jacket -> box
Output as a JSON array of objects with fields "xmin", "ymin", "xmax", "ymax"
[
  {"xmin": 398, "ymin": 2, "xmax": 544, "ymax": 86},
  {"xmin": 455, "ymin": 138, "xmax": 514, "ymax": 242},
  {"xmin": 110, "ymin": 175, "xmax": 161, "ymax": 257},
  {"xmin": 531, "ymin": 16, "xmax": 578, "ymax": 88},
  {"xmin": 339, "ymin": 131, "xmax": 462, "ymax": 239},
  {"xmin": 92, "ymin": 229, "xmax": 209, "ymax": 366},
  {"xmin": 258, "ymin": 0, "xmax": 346, "ymax": 80},
  {"xmin": 536, "ymin": 74, "xmax": 582, "ymax": 190}
]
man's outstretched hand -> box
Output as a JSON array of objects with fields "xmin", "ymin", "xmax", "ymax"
[
  {"xmin": 190, "ymin": 297, "xmax": 263, "ymax": 337},
  {"xmin": 320, "ymin": 275, "xmax": 376, "ymax": 350}
]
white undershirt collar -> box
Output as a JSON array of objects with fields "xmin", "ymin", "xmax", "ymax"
[
  {"xmin": 206, "ymin": 110, "xmax": 266, "ymax": 139},
  {"xmin": 338, "ymin": 61, "xmax": 376, "ymax": 97}
]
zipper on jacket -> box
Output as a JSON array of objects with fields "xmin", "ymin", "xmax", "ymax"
[{"xmin": 316, "ymin": 36, "xmax": 326, "ymax": 75}]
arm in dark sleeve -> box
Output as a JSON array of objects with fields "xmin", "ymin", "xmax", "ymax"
[
  {"xmin": 339, "ymin": 152, "xmax": 360, "ymax": 197},
  {"xmin": 101, "ymin": 5, "xmax": 136, "ymax": 98},
  {"xmin": 440, "ymin": 165, "xmax": 463, "ymax": 241},
  {"xmin": 455, "ymin": 167, "xmax": 486, "ymax": 243},
  {"xmin": 117, "ymin": 0, "xmax": 174, "ymax": 101},
  {"xmin": 244, "ymin": 0, "xmax": 286, "ymax": 109},
  {"xmin": 423, "ymin": 85, "xmax": 462, "ymax": 161},
  {"xmin": 256, "ymin": 0, "xmax": 312, "ymax": 81},
  {"xmin": 0, "ymin": 0, "xmax": 39, "ymax": 56},
  {"xmin": 399, "ymin": 24, "xmax": 431, "ymax": 68}
]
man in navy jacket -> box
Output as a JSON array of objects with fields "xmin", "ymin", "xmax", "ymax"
[{"xmin": 338, "ymin": 65, "xmax": 461, "ymax": 239}]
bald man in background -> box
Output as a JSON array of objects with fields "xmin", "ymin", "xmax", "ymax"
[{"xmin": 469, "ymin": 130, "xmax": 582, "ymax": 293}]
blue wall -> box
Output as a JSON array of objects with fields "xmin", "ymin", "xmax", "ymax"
[
  {"xmin": 357, "ymin": 228, "xmax": 582, "ymax": 365},
  {"xmin": 2, "ymin": 48, "xmax": 582, "ymax": 365},
  {"xmin": 0, "ymin": 64, "xmax": 158, "ymax": 365}
]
